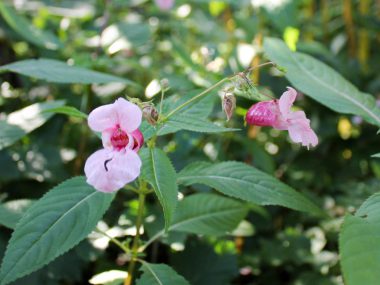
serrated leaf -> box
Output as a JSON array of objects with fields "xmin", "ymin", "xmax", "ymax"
[
  {"xmin": 0, "ymin": 177, "xmax": 114, "ymax": 285},
  {"xmin": 177, "ymin": 161, "xmax": 322, "ymax": 215},
  {"xmin": 136, "ymin": 262, "xmax": 190, "ymax": 285},
  {"xmin": 340, "ymin": 193, "xmax": 380, "ymax": 285},
  {"xmin": 140, "ymin": 148, "xmax": 178, "ymax": 231},
  {"xmin": 146, "ymin": 194, "xmax": 249, "ymax": 244},
  {"xmin": 0, "ymin": 100, "xmax": 65, "ymax": 150},
  {"xmin": 263, "ymin": 37, "xmax": 380, "ymax": 126},
  {"xmin": 43, "ymin": 106, "xmax": 88, "ymax": 119},
  {"xmin": 0, "ymin": 199, "xmax": 34, "ymax": 230},
  {"xmin": 0, "ymin": 59, "xmax": 135, "ymax": 85},
  {"xmin": 0, "ymin": 3, "xmax": 62, "ymax": 50}
]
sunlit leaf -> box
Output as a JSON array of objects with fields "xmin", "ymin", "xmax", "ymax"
[{"xmin": 0, "ymin": 100, "xmax": 65, "ymax": 150}]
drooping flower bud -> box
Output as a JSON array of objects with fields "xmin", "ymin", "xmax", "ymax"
[
  {"xmin": 141, "ymin": 103, "xmax": 159, "ymax": 126},
  {"xmin": 222, "ymin": 92, "xmax": 236, "ymax": 121}
]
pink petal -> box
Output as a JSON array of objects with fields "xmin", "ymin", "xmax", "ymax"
[
  {"xmin": 84, "ymin": 148, "xmax": 141, "ymax": 192},
  {"xmin": 88, "ymin": 103, "xmax": 118, "ymax": 132},
  {"xmin": 279, "ymin": 87, "xmax": 298, "ymax": 118},
  {"xmin": 114, "ymin": 98, "xmax": 142, "ymax": 133},
  {"xmin": 246, "ymin": 101, "xmax": 279, "ymax": 127},
  {"xmin": 287, "ymin": 112, "xmax": 318, "ymax": 148},
  {"xmin": 131, "ymin": 129, "xmax": 144, "ymax": 151},
  {"xmin": 155, "ymin": 0, "xmax": 174, "ymax": 10}
]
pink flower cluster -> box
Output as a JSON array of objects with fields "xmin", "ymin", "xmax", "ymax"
[
  {"xmin": 245, "ymin": 87, "xmax": 318, "ymax": 148},
  {"xmin": 84, "ymin": 98, "xmax": 144, "ymax": 193}
]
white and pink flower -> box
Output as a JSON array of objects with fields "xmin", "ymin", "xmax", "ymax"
[
  {"xmin": 246, "ymin": 87, "xmax": 318, "ymax": 148},
  {"xmin": 84, "ymin": 98, "xmax": 144, "ymax": 193}
]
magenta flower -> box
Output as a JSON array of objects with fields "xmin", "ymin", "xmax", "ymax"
[
  {"xmin": 84, "ymin": 98, "xmax": 144, "ymax": 192},
  {"xmin": 246, "ymin": 87, "xmax": 318, "ymax": 148},
  {"xmin": 155, "ymin": 0, "xmax": 174, "ymax": 10}
]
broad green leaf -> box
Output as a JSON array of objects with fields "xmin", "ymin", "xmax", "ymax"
[
  {"xmin": 43, "ymin": 106, "xmax": 88, "ymax": 119},
  {"xmin": 159, "ymin": 115, "xmax": 238, "ymax": 135},
  {"xmin": 0, "ymin": 100, "xmax": 65, "ymax": 150},
  {"xmin": 177, "ymin": 161, "xmax": 323, "ymax": 215},
  {"xmin": 340, "ymin": 193, "xmax": 380, "ymax": 285},
  {"xmin": 145, "ymin": 194, "xmax": 249, "ymax": 245},
  {"xmin": 0, "ymin": 200, "xmax": 34, "ymax": 230},
  {"xmin": 0, "ymin": 177, "xmax": 114, "ymax": 285},
  {"xmin": 0, "ymin": 59, "xmax": 135, "ymax": 85},
  {"xmin": 136, "ymin": 262, "xmax": 190, "ymax": 285},
  {"xmin": 371, "ymin": 153, "xmax": 380, "ymax": 158},
  {"xmin": 140, "ymin": 148, "xmax": 178, "ymax": 231},
  {"xmin": 0, "ymin": 3, "xmax": 62, "ymax": 50},
  {"xmin": 263, "ymin": 37, "xmax": 380, "ymax": 126}
]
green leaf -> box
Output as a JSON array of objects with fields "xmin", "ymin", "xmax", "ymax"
[
  {"xmin": 177, "ymin": 161, "xmax": 323, "ymax": 215},
  {"xmin": 0, "ymin": 3, "xmax": 62, "ymax": 50},
  {"xmin": 0, "ymin": 59, "xmax": 135, "ymax": 85},
  {"xmin": 0, "ymin": 200, "xmax": 34, "ymax": 230},
  {"xmin": 263, "ymin": 37, "xmax": 380, "ymax": 126},
  {"xmin": 140, "ymin": 148, "xmax": 178, "ymax": 231},
  {"xmin": 0, "ymin": 177, "xmax": 114, "ymax": 285},
  {"xmin": 145, "ymin": 194, "xmax": 249, "ymax": 245},
  {"xmin": 136, "ymin": 262, "xmax": 190, "ymax": 285},
  {"xmin": 43, "ymin": 106, "xmax": 88, "ymax": 119},
  {"xmin": 340, "ymin": 193, "xmax": 380, "ymax": 285},
  {"xmin": 159, "ymin": 115, "xmax": 238, "ymax": 135},
  {"xmin": 0, "ymin": 100, "xmax": 65, "ymax": 150},
  {"xmin": 371, "ymin": 153, "xmax": 380, "ymax": 158}
]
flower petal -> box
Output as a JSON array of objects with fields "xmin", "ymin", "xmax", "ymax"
[
  {"xmin": 279, "ymin": 87, "xmax": 298, "ymax": 118},
  {"xmin": 114, "ymin": 98, "xmax": 142, "ymax": 133},
  {"xmin": 84, "ymin": 148, "xmax": 141, "ymax": 192},
  {"xmin": 287, "ymin": 112, "xmax": 318, "ymax": 148},
  {"xmin": 131, "ymin": 129, "xmax": 144, "ymax": 151},
  {"xmin": 88, "ymin": 103, "xmax": 118, "ymax": 132}
]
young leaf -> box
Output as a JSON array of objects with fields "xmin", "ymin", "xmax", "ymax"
[
  {"xmin": 0, "ymin": 177, "xmax": 114, "ymax": 285},
  {"xmin": 136, "ymin": 262, "xmax": 190, "ymax": 285},
  {"xmin": 0, "ymin": 3, "xmax": 62, "ymax": 50},
  {"xmin": 43, "ymin": 106, "xmax": 88, "ymax": 119},
  {"xmin": 0, "ymin": 199, "xmax": 34, "ymax": 230},
  {"xmin": 0, "ymin": 100, "xmax": 65, "ymax": 150},
  {"xmin": 340, "ymin": 193, "xmax": 380, "ymax": 285},
  {"xmin": 263, "ymin": 37, "xmax": 380, "ymax": 127},
  {"xmin": 0, "ymin": 59, "xmax": 136, "ymax": 85},
  {"xmin": 140, "ymin": 148, "xmax": 178, "ymax": 231},
  {"xmin": 177, "ymin": 161, "xmax": 323, "ymax": 215}
]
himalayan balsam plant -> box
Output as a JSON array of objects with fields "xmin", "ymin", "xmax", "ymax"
[{"xmin": 0, "ymin": 36, "xmax": 380, "ymax": 285}]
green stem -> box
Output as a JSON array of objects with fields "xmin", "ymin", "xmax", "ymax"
[
  {"xmin": 165, "ymin": 77, "xmax": 229, "ymax": 119},
  {"xmin": 124, "ymin": 192, "xmax": 146, "ymax": 285},
  {"xmin": 95, "ymin": 228, "xmax": 129, "ymax": 254}
]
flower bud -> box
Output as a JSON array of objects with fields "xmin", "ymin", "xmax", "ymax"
[
  {"xmin": 222, "ymin": 92, "xmax": 236, "ymax": 121},
  {"xmin": 142, "ymin": 103, "xmax": 159, "ymax": 126},
  {"xmin": 160, "ymin": 78, "xmax": 169, "ymax": 90}
]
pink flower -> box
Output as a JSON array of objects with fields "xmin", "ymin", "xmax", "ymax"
[
  {"xmin": 155, "ymin": 0, "xmax": 174, "ymax": 10},
  {"xmin": 84, "ymin": 98, "xmax": 144, "ymax": 192},
  {"xmin": 246, "ymin": 87, "xmax": 318, "ymax": 148}
]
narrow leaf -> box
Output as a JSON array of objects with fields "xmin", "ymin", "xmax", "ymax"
[
  {"xmin": 0, "ymin": 177, "xmax": 114, "ymax": 285},
  {"xmin": 0, "ymin": 59, "xmax": 136, "ymax": 85},
  {"xmin": 0, "ymin": 200, "xmax": 34, "ymax": 230},
  {"xmin": 140, "ymin": 148, "xmax": 178, "ymax": 231},
  {"xmin": 43, "ymin": 106, "xmax": 88, "ymax": 119},
  {"xmin": 0, "ymin": 3, "xmax": 62, "ymax": 50},
  {"xmin": 136, "ymin": 262, "xmax": 190, "ymax": 285},
  {"xmin": 0, "ymin": 100, "xmax": 65, "ymax": 150},
  {"xmin": 178, "ymin": 161, "xmax": 323, "ymax": 215},
  {"xmin": 340, "ymin": 193, "xmax": 380, "ymax": 285},
  {"xmin": 263, "ymin": 37, "xmax": 380, "ymax": 126}
]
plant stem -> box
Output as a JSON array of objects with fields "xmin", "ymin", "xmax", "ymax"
[
  {"xmin": 165, "ymin": 77, "xmax": 229, "ymax": 119},
  {"xmin": 124, "ymin": 192, "xmax": 146, "ymax": 285},
  {"xmin": 95, "ymin": 228, "xmax": 129, "ymax": 254}
]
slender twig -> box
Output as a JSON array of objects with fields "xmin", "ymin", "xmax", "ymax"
[{"xmin": 95, "ymin": 228, "xmax": 129, "ymax": 254}]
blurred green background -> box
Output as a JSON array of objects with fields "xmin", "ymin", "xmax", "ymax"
[{"xmin": 0, "ymin": 0, "xmax": 380, "ymax": 284}]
